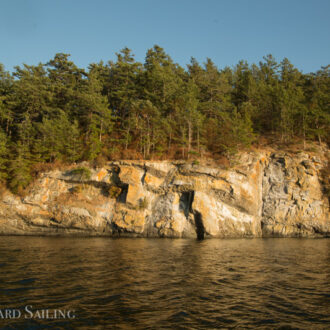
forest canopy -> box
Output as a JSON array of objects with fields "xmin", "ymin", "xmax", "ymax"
[{"xmin": 0, "ymin": 46, "xmax": 329, "ymax": 193}]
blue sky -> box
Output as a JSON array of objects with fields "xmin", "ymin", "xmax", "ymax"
[{"xmin": 1, "ymin": 0, "xmax": 329, "ymax": 73}]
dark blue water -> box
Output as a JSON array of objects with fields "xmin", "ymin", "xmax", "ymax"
[{"xmin": 0, "ymin": 237, "xmax": 329, "ymax": 329}]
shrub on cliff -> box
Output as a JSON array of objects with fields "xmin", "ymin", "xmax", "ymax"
[{"xmin": 70, "ymin": 167, "xmax": 92, "ymax": 181}]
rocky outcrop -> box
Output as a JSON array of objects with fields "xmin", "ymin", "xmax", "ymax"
[
  {"xmin": 262, "ymin": 153, "xmax": 329, "ymax": 237},
  {"xmin": 0, "ymin": 150, "xmax": 329, "ymax": 238}
]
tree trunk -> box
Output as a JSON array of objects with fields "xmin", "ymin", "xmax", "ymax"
[
  {"xmin": 147, "ymin": 117, "xmax": 150, "ymax": 157},
  {"xmin": 125, "ymin": 126, "xmax": 130, "ymax": 150},
  {"xmin": 99, "ymin": 120, "xmax": 103, "ymax": 142},
  {"xmin": 197, "ymin": 127, "xmax": 200, "ymax": 153},
  {"xmin": 188, "ymin": 120, "xmax": 192, "ymax": 159}
]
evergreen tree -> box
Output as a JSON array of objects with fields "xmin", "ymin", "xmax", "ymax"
[
  {"xmin": 8, "ymin": 141, "xmax": 32, "ymax": 194},
  {"xmin": 304, "ymin": 66, "xmax": 330, "ymax": 144},
  {"xmin": 254, "ymin": 54, "xmax": 280, "ymax": 134},
  {"xmin": 34, "ymin": 111, "xmax": 82, "ymax": 162},
  {"xmin": 0, "ymin": 128, "xmax": 8, "ymax": 181},
  {"xmin": 278, "ymin": 58, "xmax": 305, "ymax": 141},
  {"xmin": 0, "ymin": 49, "xmax": 328, "ymax": 193},
  {"xmin": 0, "ymin": 64, "xmax": 13, "ymax": 134},
  {"xmin": 78, "ymin": 71, "xmax": 112, "ymax": 160}
]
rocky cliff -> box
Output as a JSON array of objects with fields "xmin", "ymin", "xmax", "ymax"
[{"xmin": 0, "ymin": 150, "xmax": 329, "ymax": 238}]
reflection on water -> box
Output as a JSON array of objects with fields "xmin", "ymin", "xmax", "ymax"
[{"xmin": 0, "ymin": 237, "xmax": 329, "ymax": 329}]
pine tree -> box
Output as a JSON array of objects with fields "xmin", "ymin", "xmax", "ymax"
[
  {"xmin": 107, "ymin": 48, "xmax": 142, "ymax": 149},
  {"xmin": 0, "ymin": 128, "xmax": 8, "ymax": 181},
  {"xmin": 79, "ymin": 71, "xmax": 112, "ymax": 160},
  {"xmin": 278, "ymin": 58, "xmax": 305, "ymax": 141},
  {"xmin": 304, "ymin": 66, "xmax": 330, "ymax": 144},
  {"xmin": 0, "ymin": 49, "xmax": 328, "ymax": 192},
  {"xmin": 8, "ymin": 141, "xmax": 32, "ymax": 194},
  {"xmin": 0, "ymin": 64, "xmax": 13, "ymax": 134},
  {"xmin": 254, "ymin": 54, "xmax": 280, "ymax": 134}
]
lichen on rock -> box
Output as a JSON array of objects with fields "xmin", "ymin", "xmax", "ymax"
[{"xmin": 0, "ymin": 149, "xmax": 329, "ymax": 238}]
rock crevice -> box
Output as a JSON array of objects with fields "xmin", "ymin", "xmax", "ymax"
[{"xmin": 0, "ymin": 150, "xmax": 329, "ymax": 238}]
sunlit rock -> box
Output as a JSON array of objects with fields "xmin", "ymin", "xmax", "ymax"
[{"xmin": 0, "ymin": 149, "xmax": 328, "ymax": 238}]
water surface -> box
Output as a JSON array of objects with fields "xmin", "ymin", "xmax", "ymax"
[{"xmin": 0, "ymin": 237, "xmax": 329, "ymax": 329}]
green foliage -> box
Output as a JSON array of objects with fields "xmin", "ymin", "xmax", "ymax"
[
  {"xmin": 34, "ymin": 111, "xmax": 82, "ymax": 162},
  {"xmin": 0, "ymin": 129, "xmax": 8, "ymax": 181},
  {"xmin": 8, "ymin": 142, "xmax": 32, "ymax": 193},
  {"xmin": 0, "ymin": 50, "xmax": 328, "ymax": 193},
  {"xmin": 70, "ymin": 167, "xmax": 92, "ymax": 181}
]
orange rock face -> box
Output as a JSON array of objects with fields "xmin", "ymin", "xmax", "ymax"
[{"xmin": 0, "ymin": 150, "xmax": 328, "ymax": 237}]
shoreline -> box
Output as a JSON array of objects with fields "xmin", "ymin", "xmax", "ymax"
[{"xmin": 1, "ymin": 149, "xmax": 329, "ymax": 239}]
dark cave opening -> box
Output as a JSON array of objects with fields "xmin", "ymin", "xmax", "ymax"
[
  {"xmin": 118, "ymin": 184, "xmax": 128, "ymax": 203},
  {"xmin": 194, "ymin": 211, "xmax": 205, "ymax": 240},
  {"xmin": 179, "ymin": 191, "xmax": 195, "ymax": 218},
  {"xmin": 179, "ymin": 191, "xmax": 205, "ymax": 240}
]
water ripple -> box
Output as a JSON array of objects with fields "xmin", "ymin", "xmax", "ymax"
[{"xmin": 0, "ymin": 237, "xmax": 329, "ymax": 329}]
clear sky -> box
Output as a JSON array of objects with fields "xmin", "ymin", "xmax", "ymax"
[{"xmin": 1, "ymin": 0, "xmax": 329, "ymax": 73}]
